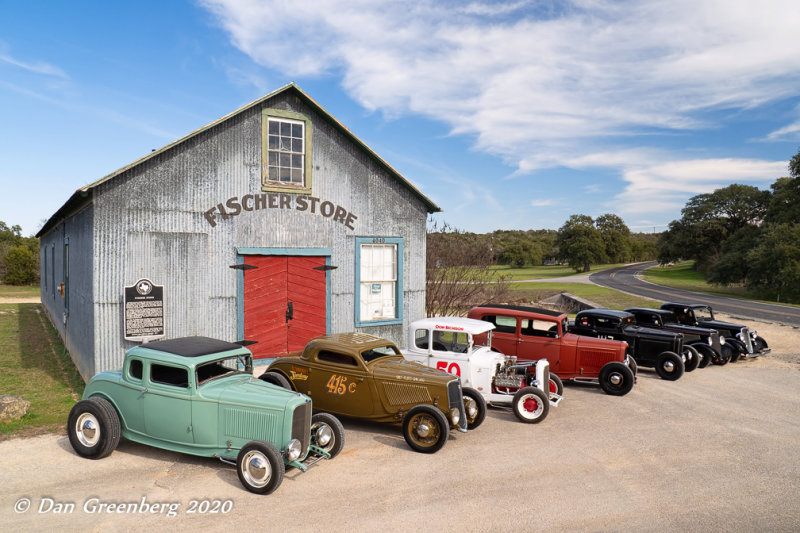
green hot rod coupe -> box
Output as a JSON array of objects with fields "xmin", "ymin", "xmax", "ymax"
[{"xmin": 67, "ymin": 336, "xmax": 344, "ymax": 494}]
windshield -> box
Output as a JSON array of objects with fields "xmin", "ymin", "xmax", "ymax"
[
  {"xmin": 196, "ymin": 354, "xmax": 251, "ymax": 385},
  {"xmin": 694, "ymin": 306, "xmax": 714, "ymax": 321},
  {"xmin": 361, "ymin": 344, "xmax": 401, "ymax": 363}
]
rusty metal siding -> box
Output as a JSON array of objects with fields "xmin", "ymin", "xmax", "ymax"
[{"xmin": 48, "ymin": 90, "xmax": 429, "ymax": 375}]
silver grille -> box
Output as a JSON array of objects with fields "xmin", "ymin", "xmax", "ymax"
[
  {"xmin": 292, "ymin": 401, "xmax": 311, "ymax": 453},
  {"xmin": 740, "ymin": 327, "xmax": 754, "ymax": 353},
  {"xmin": 447, "ymin": 380, "xmax": 467, "ymax": 430}
]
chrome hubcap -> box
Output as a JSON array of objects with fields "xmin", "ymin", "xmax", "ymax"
[
  {"xmin": 416, "ymin": 422, "xmax": 431, "ymax": 438},
  {"xmin": 242, "ymin": 451, "xmax": 271, "ymax": 488},
  {"xmin": 314, "ymin": 424, "xmax": 333, "ymax": 448},
  {"xmin": 609, "ymin": 373, "xmax": 623, "ymax": 385},
  {"xmin": 76, "ymin": 413, "xmax": 100, "ymax": 447},
  {"xmin": 663, "ymin": 361, "xmax": 675, "ymax": 372}
]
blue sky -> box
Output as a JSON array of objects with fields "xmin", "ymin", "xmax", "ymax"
[{"xmin": 2, "ymin": 1, "xmax": 800, "ymax": 237}]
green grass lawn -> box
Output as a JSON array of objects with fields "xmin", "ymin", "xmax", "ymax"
[
  {"xmin": 508, "ymin": 281, "xmax": 660, "ymax": 311},
  {"xmin": 644, "ymin": 261, "xmax": 767, "ymax": 299},
  {"xmin": 490, "ymin": 263, "xmax": 626, "ymax": 281},
  {"xmin": 0, "ymin": 303, "xmax": 84, "ymax": 439},
  {"xmin": 0, "ymin": 284, "xmax": 40, "ymax": 298}
]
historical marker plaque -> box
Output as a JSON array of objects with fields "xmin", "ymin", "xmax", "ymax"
[{"xmin": 124, "ymin": 278, "xmax": 165, "ymax": 341}]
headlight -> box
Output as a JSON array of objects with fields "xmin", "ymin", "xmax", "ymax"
[
  {"xmin": 707, "ymin": 337, "xmax": 713, "ymax": 346},
  {"xmin": 450, "ymin": 408, "xmax": 461, "ymax": 425},
  {"xmin": 750, "ymin": 330, "xmax": 758, "ymax": 340},
  {"xmin": 286, "ymin": 439, "xmax": 302, "ymax": 462},
  {"xmin": 720, "ymin": 337, "xmax": 726, "ymax": 345}
]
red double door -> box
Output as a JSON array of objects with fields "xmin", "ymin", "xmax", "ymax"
[{"xmin": 242, "ymin": 255, "xmax": 327, "ymax": 358}]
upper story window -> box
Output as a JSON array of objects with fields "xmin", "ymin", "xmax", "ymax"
[{"xmin": 262, "ymin": 109, "xmax": 312, "ymax": 194}]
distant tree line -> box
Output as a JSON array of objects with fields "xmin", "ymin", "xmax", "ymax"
[
  {"xmin": 428, "ymin": 215, "xmax": 657, "ymax": 273},
  {"xmin": 0, "ymin": 222, "xmax": 39, "ymax": 285},
  {"xmin": 658, "ymin": 147, "xmax": 800, "ymax": 303}
]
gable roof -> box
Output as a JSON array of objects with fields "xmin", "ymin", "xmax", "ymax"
[{"xmin": 37, "ymin": 82, "xmax": 441, "ymax": 237}]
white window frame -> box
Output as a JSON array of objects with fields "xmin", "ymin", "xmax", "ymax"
[{"xmin": 355, "ymin": 237, "xmax": 403, "ymax": 326}]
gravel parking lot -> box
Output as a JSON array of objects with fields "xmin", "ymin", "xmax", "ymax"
[{"xmin": 2, "ymin": 316, "xmax": 798, "ymax": 532}]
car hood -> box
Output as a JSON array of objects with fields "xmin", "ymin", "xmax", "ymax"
[
  {"xmin": 623, "ymin": 325, "xmax": 681, "ymax": 340},
  {"xmin": 663, "ymin": 323, "xmax": 718, "ymax": 337},
  {"xmin": 198, "ymin": 374, "xmax": 309, "ymax": 408},
  {"xmin": 697, "ymin": 319, "xmax": 744, "ymax": 331},
  {"xmin": 370, "ymin": 356, "xmax": 458, "ymax": 384}
]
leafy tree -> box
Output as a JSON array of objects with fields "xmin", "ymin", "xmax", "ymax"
[
  {"xmin": 765, "ymin": 177, "xmax": 800, "ymax": 225},
  {"xmin": 657, "ymin": 184, "xmax": 770, "ymax": 271},
  {"xmin": 629, "ymin": 233, "xmax": 658, "ymax": 261},
  {"xmin": 745, "ymin": 223, "xmax": 800, "ymax": 302},
  {"xmin": 493, "ymin": 230, "xmax": 544, "ymax": 267},
  {"xmin": 595, "ymin": 213, "xmax": 631, "ymax": 263},
  {"xmin": 555, "ymin": 215, "xmax": 605, "ymax": 272},
  {"xmin": 707, "ymin": 226, "xmax": 761, "ymax": 285},
  {"xmin": 0, "ymin": 221, "xmax": 40, "ymax": 283},
  {"xmin": 790, "ymin": 148, "xmax": 800, "ymax": 179},
  {"xmin": 4, "ymin": 245, "xmax": 38, "ymax": 285}
]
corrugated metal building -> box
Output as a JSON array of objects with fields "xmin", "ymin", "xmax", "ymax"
[{"xmin": 37, "ymin": 83, "xmax": 440, "ymax": 380}]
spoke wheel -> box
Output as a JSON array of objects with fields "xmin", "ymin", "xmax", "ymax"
[{"xmin": 402, "ymin": 405, "xmax": 449, "ymax": 454}]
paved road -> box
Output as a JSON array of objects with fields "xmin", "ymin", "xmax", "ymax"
[{"xmin": 590, "ymin": 262, "xmax": 800, "ymax": 327}]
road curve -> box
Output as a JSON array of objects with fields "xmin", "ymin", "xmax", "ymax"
[{"xmin": 589, "ymin": 262, "xmax": 800, "ymax": 327}]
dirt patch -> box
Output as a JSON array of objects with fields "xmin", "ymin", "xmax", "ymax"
[{"xmin": 0, "ymin": 297, "xmax": 41, "ymax": 304}]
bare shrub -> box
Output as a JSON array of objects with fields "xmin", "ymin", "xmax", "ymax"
[{"xmin": 426, "ymin": 219, "xmax": 509, "ymax": 317}]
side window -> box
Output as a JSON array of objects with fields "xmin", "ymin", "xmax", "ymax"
[
  {"xmin": 521, "ymin": 319, "xmax": 559, "ymax": 337},
  {"xmin": 414, "ymin": 329, "xmax": 429, "ymax": 349},
  {"xmin": 150, "ymin": 364, "xmax": 189, "ymax": 388},
  {"xmin": 129, "ymin": 359, "xmax": 143, "ymax": 380},
  {"xmin": 318, "ymin": 350, "xmax": 358, "ymax": 366},
  {"xmin": 578, "ymin": 316, "xmax": 591, "ymax": 328},
  {"xmin": 492, "ymin": 315, "xmax": 517, "ymax": 334}
]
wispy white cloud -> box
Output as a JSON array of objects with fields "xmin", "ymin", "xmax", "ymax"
[
  {"xmin": 614, "ymin": 158, "xmax": 787, "ymax": 216},
  {"xmin": 202, "ymin": 0, "xmax": 800, "ymax": 224},
  {"xmin": 0, "ymin": 50, "xmax": 67, "ymax": 78},
  {"xmin": 531, "ymin": 198, "xmax": 555, "ymax": 207}
]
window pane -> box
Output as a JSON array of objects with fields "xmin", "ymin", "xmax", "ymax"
[
  {"xmin": 280, "ymin": 138, "xmax": 292, "ymax": 151},
  {"xmin": 291, "ymin": 168, "xmax": 302, "ymax": 183},
  {"xmin": 268, "ymin": 120, "xmax": 279, "ymax": 134},
  {"xmin": 291, "ymin": 123, "xmax": 303, "ymax": 138},
  {"xmin": 280, "ymin": 153, "xmax": 291, "ymax": 167},
  {"xmin": 280, "ymin": 122, "xmax": 291, "ymax": 136},
  {"xmin": 268, "ymin": 135, "xmax": 278, "ymax": 150},
  {"xmin": 268, "ymin": 166, "xmax": 278, "ymax": 180},
  {"xmin": 291, "ymin": 154, "xmax": 302, "ymax": 168},
  {"xmin": 280, "ymin": 167, "xmax": 290, "ymax": 181},
  {"xmin": 268, "ymin": 152, "xmax": 278, "ymax": 165},
  {"xmin": 292, "ymin": 138, "xmax": 303, "ymax": 152}
]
